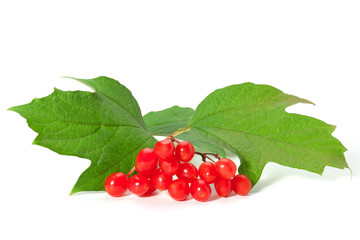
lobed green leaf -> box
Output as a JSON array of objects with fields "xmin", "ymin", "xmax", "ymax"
[
  {"xmin": 10, "ymin": 76, "xmax": 157, "ymax": 194},
  {"xmin": 188, "ymin": 82, "xmax": 348, "ymax": 185}
]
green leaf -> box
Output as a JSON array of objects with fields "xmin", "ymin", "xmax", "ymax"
[
  {"xmin": 144, "ymin": 105, "xmax": 194, "ymax": 136},
  {"xmin": 144, "ymin": 106, "xmax": 226, "ymax": 157},
  {"xmin": 188, "ymin": 82, "xmax": 348, "ymax": 186},
  {"xmin": 9, "ymin": 76, "xmax": 157, "ymax": 194}
]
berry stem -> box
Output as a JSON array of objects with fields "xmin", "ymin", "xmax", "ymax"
[
  {"xmin": 201, "ymin": 153, "xmax": 221, "ymax": 160},
  {"xmin": 164, "ymin": 127, "xmax": 221, "ymax": 163},
  {"xmin": 127, "ymin": 166, "xmax": 136, "ymax": 177},
  {"xmin": 195, "ymin": 152, "xmax": 217, "ymax": 163},
  {"xmin": 169, "ymin": 136, "xmax": 180, "ymax": 144}
]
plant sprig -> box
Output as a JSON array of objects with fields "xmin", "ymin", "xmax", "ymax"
[{"xmin": 9, "ymin": 76, "xmax": 349, "ymax": 194}]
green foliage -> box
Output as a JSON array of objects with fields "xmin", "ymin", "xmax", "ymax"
[
  {"xmin": 188, "ymin": 82, "xmax": 348, "ymax": 185},
  {"xmin": 10, "ymin": 78, "xmax": 348, "ymax": 193},
  {"xmin": 10, "ymin": 77, "xmax": 157, "ymax": 194}
]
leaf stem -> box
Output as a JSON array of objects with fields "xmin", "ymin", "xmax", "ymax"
[{"xmin": 166, "ymin": 127, "xmax": 190, "ymax": 140}]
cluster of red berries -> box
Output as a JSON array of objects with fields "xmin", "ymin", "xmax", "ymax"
[{"xmin": 104, "ymin": 139, "xmax": 252, "ymax": 202}]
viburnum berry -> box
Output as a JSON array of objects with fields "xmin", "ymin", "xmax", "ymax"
[
  {"xmin": 168, "ymin": 179, "xmax": 190, "ymax": 201},
  {"xmin": 175, "ymin": 141, "xmax": 195, "ymax": 162},
  {"xmin": 176, "ymin": 162, "xmax": 198, "ymax": 183},
  {"xmin": 214, "ymin": 178, "xmax": 232, "ymax": 197},
  {"xmin": 159, "ymin": 154, "xmax": 180, "ymax": 175},
  {"xmin": 190, "ymin": 179, "xmax": 211, "ymax": 202},
  {"xmin": 215, "ymin": 158, "xmax": 237, "ymax": 179},
  {"xmin": 154, "ymin": 139, "xmax": 175, "ymax": 159},
  {"xmin": 198, "ymin": 161, "xmax": 217, "ymax": 184},
  {"xmin": 232, "ymin": 174, "xmax": 252, "ymax": 196},
  {"xmin": 104, "ymin": 172, "xmax": 128, "ymax": 197},
  {"xmin": 135, "ymin": 148, "xmax": 159, "ymax": 176},
  {"xmin": 128, "ymin": 174, "xmax": 150, "ymax": 195},
  {"xmin": 144, "ymin": 179, "xmax": 157, "ymax": 196},
  {"xmin": 151, "ymin": 168, "xmax": 172, "ymax": 191}
]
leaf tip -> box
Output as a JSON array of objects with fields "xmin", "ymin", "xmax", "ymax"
[
  {"xmin": 296, "ymin": 96, "xmax": 315, "ymax": 106},
  {"xmin": 69, "ymin": 186, "xmax": 78, "ymax": 196},
  {"xmin": 61, "ymin": 76, "xmax": 85, "ymax": 85},
  {"xmin": 349, "ymin": 167, "xmax": 353, "ymax": 180},
  {"xmin": 329, "ymin": 124, "xmax": 337, "ymax": 131},
  {"xmin": 7, "ymin": 105, "xmax": 24, "ymax": 114},
  {"xmin": 7, "ymin": 106, "xmax": 16, "ymax": 112},
  {"xmin": 307, "ymin": 99, "xmax": 316, "ymax": 106}
]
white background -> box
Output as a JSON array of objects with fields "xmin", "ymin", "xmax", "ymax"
[{"xmin": 1, "ymin": 1, "xmax": 359, "ymax": 239}]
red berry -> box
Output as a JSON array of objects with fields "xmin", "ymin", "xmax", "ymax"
[
  {"xmin": 104, "ymin": 172, "xmax": 128, "ymax": 197},
  {"xmin": 214, "ymin": 178, "xmax": 232, "ymax": 197},
  {"xmin": 128, "ymin": 174, "xmax": 150, "ymax": 195},
  {"xmin": 176, "ymin": 162, "xmax": 198, "ymax": 183},
  {"xmin": 144, "ymin": 180, "xmax": 157, "ymax": 195},
  {"xmin": 175, "ymin": 141, "xmax": 195, "ymax": 162},
  {"xmin": 151, "ymin": 168, "xmax": 172, "ymax": 191},
  {"xmin": 199, "ymin": 161, "xmax": 217, "ymax": 184},
  {"xmin": 159, "ymin": 154, "xmax": 180, "ymax": 175},
  {"xmin": 168, "ymin": 179, "xmax": 190, "ymax": 201},
  {"xmin": 135, "ymin": 148, "xmax": 159, "ymax": 176},
  {"xmin": 154, "ymin": 140, "xmax": 175, "ymax": 159},
  {"xmin": 190, "ymin": 179, "xmax": 211, "ymax": 202},
  {"xmin": 215, "ymin": 158, "xmax": 237, "ymax": 179},
  {"xmin": 232, "ymin": 174, "xmax": 252, "ymax": 196}
]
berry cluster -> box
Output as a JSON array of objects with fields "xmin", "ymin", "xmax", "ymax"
[{"xmin": 104, "ymin": 139, "xmax": 252, "ymax": 202}]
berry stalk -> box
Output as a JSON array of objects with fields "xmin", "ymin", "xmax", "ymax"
[
  {"xmin": 127, "ymin": 166, "xmax": 136, "ymax": 177},
  {"xmin": 195, "ymin": 152, "xmax": 220, "ymax": 163}
]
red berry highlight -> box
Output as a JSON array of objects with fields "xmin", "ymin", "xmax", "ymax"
[
  {"xmin": 190, "ymin": 179, "xmax": 211, "ymax": 202},
  {"xmin": 215, "ymin": 158, "xmax": 237, "ymax": 179},
  {"xmin": 199, "ymin": 161, "xmax": 217, "ymax": 184},
  {"xmin": 104, "ymin": 172, "xmax": 128, "ymax": 197},
  {"xmin": 159, "ymin": 154, "xmax": 180, "ymax": 175},
  {"xmin": 175, "ymin": 141, "xmax": 195, "ymax": 162},
  {"xmin": 151, "ymin": 168, "xmax": 172, "ymax": 191},
  {"xmin": 135, "ymin": 148, "xmax": 159, "ymax": 176},
  {"xmin": 232, "ymin": 174, "xmax": 252, "ymax": 196},
  {"xmin": 214, "ymin": 178, "xmax": 233, "ymax": 197},
  {"xmin": 176, "ymin": 162, "xmax": 198, "ymax": 183},
  {"xmin": 154, "ymin": 139, "xmax": 175, "ymax": 159},
  {"xmin": 168, "ymin": 179, "xmax": 190, "ymax": 201},
  {"xmin": 128, "ymin": 174, "xmax": 150, "ymax": 195}
]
